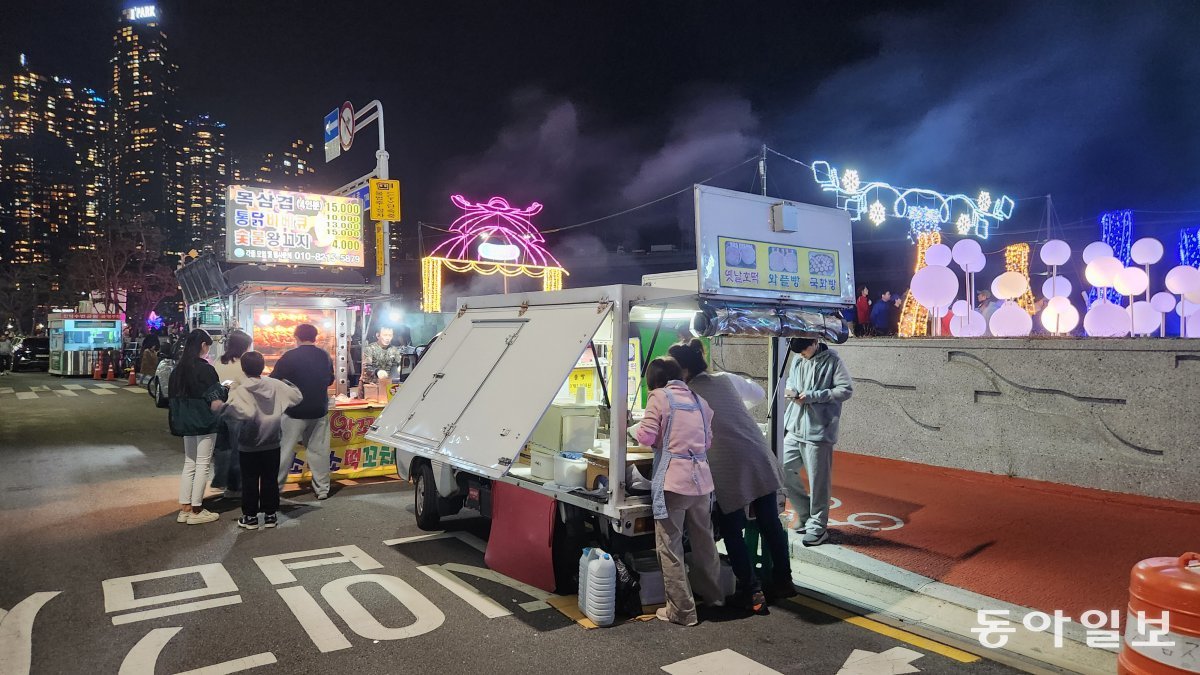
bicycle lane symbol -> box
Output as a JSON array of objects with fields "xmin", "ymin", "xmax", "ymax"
[{"xmin": 824, "ymin": 496, "xmax": 906, "ymax": 531}]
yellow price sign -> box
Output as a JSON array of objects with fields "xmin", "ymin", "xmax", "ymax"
[
  {"xmin": 567, "ymin": 368, "xmax": 595, "ymax": 401},
  {"xmin": 369, "ymin": 179, "xmax": 401, "ymax": 221}
]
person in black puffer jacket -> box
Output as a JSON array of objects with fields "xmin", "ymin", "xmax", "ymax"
[{"xmin": 169, "ymin": 329, "xmax": 223, "ymax": 525}]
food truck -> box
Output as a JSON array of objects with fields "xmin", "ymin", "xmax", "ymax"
[
  {"xmin": 48, "ymin": 311, "xmax": 124, "ymax": 376},
  {"xmin": 364, "ymin": 185, "xmax": 855, "ymax": 592}
]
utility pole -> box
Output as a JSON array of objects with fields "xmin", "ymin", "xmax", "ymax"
[{"xmin": 759, "ymin": 144, "xmax": 768, "ymax": 197}]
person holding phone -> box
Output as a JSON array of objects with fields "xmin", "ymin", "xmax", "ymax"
[{"xmin": 782, "ymin": 338, "xmax": 853, "ymax": 547}]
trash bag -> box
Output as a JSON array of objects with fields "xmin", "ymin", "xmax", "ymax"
[{"xmin": 613, "ymin": 555, "xmax": 643, "ymax": 618}]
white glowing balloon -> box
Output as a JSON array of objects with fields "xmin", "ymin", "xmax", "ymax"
[
  {"xmin": 952, "ymin": 239, "xmax": 983, "ymax": 268},
  {"xmin": 1041, "ymin": 275, "xmax": 1072, "ymax": 299},
  {"xmin": 1040, "ymin": 302, "xmax": 1080, "ymax": 334},
  {"xmin": 1187, "ymin": 313, "xmax": 1200, "ymax": 338},
  {"xmin": 1186, "ymin": 290, "xmax": 1200, "ymax": 305},
  {"xmin": 1130, "ymin": 238, "xmax": 1164, "ymax": 265},
  {"xmin": 1047, "ymin": 296, "xmax": 1073, "ymax": 313},
  {"xmin": 1179, "ymin": 300, "xmax": 1200, "ymax": 318},
  {"xmin": 1085, "ymin": 256, "xmax": 1124, "ymax": 287},
  {"xmin": 1113, "ymin": 266, "xmax": 1149, "ymax": 297},
  {"xmin": 1082, "ymin": 241, "xmax": 1114, "ymax": 264},
  {"xmin": 911, "ymin": 265, "xmax": 960, "ymax": 309},
  {"xmin": 1150, "ymin": 291, "xmax": 1177, "ymax": 313},
  {"xmin": 1164, "ymin": 265, "xmax": 1200, "ymax": 295},
  {"xmin": 1084, "ymin": 300, "xmax": 1130, "ymax": 337},
  {"xmin": 951, "ymin": 299, "xmax": 970, "ymax": 315},
  {"xmin": 949, "ymin": 310, "xmax": 987, "ymax": 337},
  {"xmin": 989, "ymin": 302, "xmax": 1033, "ymax": 337},
  {"xmin": 925, "ymin": 244, "xmax": 952, "ymax": 268},
  {"xmin": 1128, "ymin": 301, "xmax": 1161, "ymax": 335},
  {"xmin": 1039, "ymin": 239, "xmax": 1072, "ymax": 266},
  {"xmin": 991, "ymin": 271, "xmax": 1030, "ymax": 300}
]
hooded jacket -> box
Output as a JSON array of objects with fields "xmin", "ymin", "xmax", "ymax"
[
  {"xmin": 784, "ymin": 347, "xmax": 853, "ymax": 444},
  {"xmin": 221, "ymin": 377, "xmax": 303, "ymax": 452}
]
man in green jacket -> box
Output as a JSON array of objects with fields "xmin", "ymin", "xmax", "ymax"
[{"xmin": 783, "ymin": 338, "xmax": 854, "ymax": 547}]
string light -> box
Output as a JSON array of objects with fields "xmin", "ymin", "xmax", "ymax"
[
  {"xmin": 898, "ymin": 231, "xmax": 942, "ymax": 337},
  {"xmin": 1178, "ymin": 227, "xmax": 1200, "ymax": 268},
  {"xmin": 1088, "ymin": 210, "xmax": 1133, "ymax": 306},
  {"xmin": 956, "ymin": 213, "xmax": 974, "ymax": 235},
  {"xmin": 1004, "ymin": 243, "xmax": 1037, "ymax": 315},
  {"xmin": 811, "ymin": 160, "xmax": 1014, "ymax": 241},
  {"xmin": 906, "ymin": 205, "xmax": 942, "ymax": 237}
]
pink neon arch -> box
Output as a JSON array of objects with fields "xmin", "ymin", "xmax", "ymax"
[{"xmin": 430, "ymin": 195, "xmax": 562, "ymax": 267}]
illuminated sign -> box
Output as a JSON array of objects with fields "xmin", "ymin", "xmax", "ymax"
[
  {"xmin": 717, "ymin": 236, "xmax": 840, "ymax": 295},
  {"xmin": 123, "ymin": 5, "xmax": 157, "ymax": 20},
  {"xmin": 225, "ymin": 185, "xmax": 364, "ymax": 268}
]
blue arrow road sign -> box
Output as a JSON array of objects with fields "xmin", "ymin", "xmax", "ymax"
[{"xmin": 324, "ymin": 109, "xmax": 338, "ymax": 143}]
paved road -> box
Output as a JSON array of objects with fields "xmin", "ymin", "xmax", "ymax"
[{"xmin": 0, "ymin": 371, "xmax": 1022, "ymax": 675}]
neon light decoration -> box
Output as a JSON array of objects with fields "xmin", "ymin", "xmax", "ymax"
[
  {"xmin": 1087, "ymin": 210, "xmax": 1134, "ymax": 306},
  {"xmin": 898, "ymin": 231, "xmax": 942, "ymax": 337},
  {"xmin": 1004, "ymin": 243, "xmax": 1037, "ymax": 315},
  {"xmin": 422, "ymin": 195, "xmax": 567, "ymax": 312},
  {"xmin": 811, "ymin": 161, "xmax": 1014, "ymax": 240},
  {"xmin": 1179, "ymin": 227, "xmax": 1200, "ymax": 268}
]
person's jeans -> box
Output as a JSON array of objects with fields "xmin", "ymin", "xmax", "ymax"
[
  {"xmin": 716, "ymin": 492, "xmax": 793, "ymax": 594},
  {"xmin": 782, "ymin": 435, "xmax": 835, "ymax": 535},
  {"xmin": 654, "ymin": 491, "xmax": 724, "ymax": 626},
  {"xmin": 277, "ymin": 415, "xmax": 331, "ymax": 496},
  {"xmin": 180, "ymin": 434, "xmax": 216, "ymax": 507},
  {"xmin": 240, "ymin": 448, "xmax": 281, "ymax": 517}
]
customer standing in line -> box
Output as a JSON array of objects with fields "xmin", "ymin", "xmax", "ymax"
[
  {"xmin": 168, "ymin": 329, "xmax": 224, "ymax": 525},
  {"xmin": 869, "ymin": 290, "xmax": 893, "ymax": 335},
  {"xmin": 668, "ymin": 340, "xmax": 795, "ymax": 613},
  {"xmin": 782, "ymin": 338, "xmax": 853, "ymax": 547},
  {"xmin": 635, "ymin": 357, "xmax": 724, "ymax": 627},
  {"xmin": 272, "ymin": 324, "xmax": 335, "ymax": 499},
  {"xmin": 211, "ymin": 329, "xmax": 252, "ymax": 499},
  {"xmin": 0, "ymin": 333, "xmax": 13, "ymax": 375},
  {"xmin": 215, "ymin": 351, "xmax": 302, "ymax": 530},
  {"xmin": 855, "ymin": 286, "xmax": 871, "ymax": 337}
]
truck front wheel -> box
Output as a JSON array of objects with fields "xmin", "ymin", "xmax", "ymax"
[{"xmin": 414, "ymin": 463, "xmax": 441, "ymax": 531}]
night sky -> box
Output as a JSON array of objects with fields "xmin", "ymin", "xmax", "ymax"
[{"xmin": 5, "ymin": 0, "xmax": 1200, "ymax": 290}]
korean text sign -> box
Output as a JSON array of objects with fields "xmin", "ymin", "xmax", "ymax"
[
  {"xmin": 226, "ymin": 185, "xmax": 365, "ymax": 267},
  {"xmin": 718, "ymin": 236, "xmax": 841, "ymax": 295}
]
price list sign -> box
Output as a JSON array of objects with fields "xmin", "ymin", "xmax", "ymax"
[{"xmin": 225, "ymin": 185, "xmax": 365, "ymax": 268}]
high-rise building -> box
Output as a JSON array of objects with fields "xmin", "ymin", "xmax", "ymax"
[
  {"xmin": 0, "ymin": 54, "xmax": 109, "ymax": 265},
  {"xmin": 231, "ymin": 139, "xmax": 317, "ymax": 192},
  {"xmin": 176, "ymin": 115, "xmax": 228, "ymax": 254},
  {"xmin": 110, "ymin": 4, "xmax": 182, "ymax": 250}
]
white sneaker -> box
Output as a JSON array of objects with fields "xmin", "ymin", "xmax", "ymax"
[
  {"xmin": 186, "ymin": 509, "xmax": 220, "ymax": 525},
  {"xmin": 176, "ymin": 511, "xmax": 190, "ymax": 523}
]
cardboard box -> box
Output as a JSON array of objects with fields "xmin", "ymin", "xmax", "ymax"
[{"xmin": 583, "ymin": 446, "xmax": 654, "ymax": 490}]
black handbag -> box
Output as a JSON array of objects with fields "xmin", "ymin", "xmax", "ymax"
[{"xmin": 168, "ymin": 382, "xmax": 226, "ymax": 437}]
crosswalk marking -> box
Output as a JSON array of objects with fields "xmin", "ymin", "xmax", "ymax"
[
  {"xmin": 91, "ymin": 389, "xmax": 116, "ymax": 396},
  {"xmin": 0, "ymin": 387, "xmax": 13, "ymax": 394},
  {"xmin": 94, "ymin": 382, "xmax": 118, "ymax": 389},
  {"xmin": 62, "ymin": 384, "xmax": 84, "ymax": 390},
  {"xmin": 29, "ymin": 386, "xmax": 49, "ymax": 392},
  {"xmin": 15, "ymin": 392, "xmax": 38, "ymax": 400},
  {"xmin": 54, "ymin": 390, "xmax": 79, "ymax": 397}
]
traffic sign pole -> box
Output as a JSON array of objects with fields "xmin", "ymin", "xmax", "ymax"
[{"xmin": 329, "ymin": 99, "xmax": 391, "ymax": 296}]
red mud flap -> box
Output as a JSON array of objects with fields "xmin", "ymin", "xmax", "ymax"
[{"xmin": 484, "ymin": 481, "xmax": 557, "ymax": 593}]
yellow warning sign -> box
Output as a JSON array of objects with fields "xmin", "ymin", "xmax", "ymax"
[{"xmin": 369, "ymin": 179, "xmax": 401, "ymax": 221}]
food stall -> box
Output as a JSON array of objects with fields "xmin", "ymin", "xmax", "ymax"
[{"xmin": 48, "ymin": 311, "xmax": 124, "ymax": 376}]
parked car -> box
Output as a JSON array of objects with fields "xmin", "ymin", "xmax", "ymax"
[
  {"xmin": 147, "ymin": 342, "xmax": 181, "ymax": 408},
  {"xmin": 12, "ymin": 337, "xmax": 50, "ymax": 372}
]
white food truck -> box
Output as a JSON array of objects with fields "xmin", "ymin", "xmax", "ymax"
[{"xmin": 365, "ymin": 186, "xmax": 854, "ymax": 592}]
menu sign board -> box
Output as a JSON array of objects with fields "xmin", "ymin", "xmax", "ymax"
[
  {"xmin": 718, "ymin": 236, "xmax": 840, "ymax": 296},
  {"xmin": 225, "ymin": 185, "xmax": 364, "ymax": 267}
]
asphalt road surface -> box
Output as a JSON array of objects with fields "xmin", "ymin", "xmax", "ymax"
[{"xmin": 0, "ymin": 371, "xmax": 1023, "ymax": 675}]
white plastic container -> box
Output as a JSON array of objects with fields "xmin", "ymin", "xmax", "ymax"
[
  {"xmin": 585, "ymin": 552, "xmax": 617, "ymax": 627},
  {"xmin": 530, "ymin": 447, "xmax": 556, "ymax": 479},
  {"xmin": 577, "ymin": 547, "xmax": 598, "ymax": 615},
  {"xmin": 553, "ymin": 454, "xmax": 587, "ymax": 487}
]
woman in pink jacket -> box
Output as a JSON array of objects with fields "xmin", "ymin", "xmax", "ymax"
[{"xmin": 636, "ymin": 357, "xmax": 724, "ymax": 626}]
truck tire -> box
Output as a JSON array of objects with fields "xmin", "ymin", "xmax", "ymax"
[{"xmin": 414, "ymin": 463, "xmax": 441, "ymax": 531}]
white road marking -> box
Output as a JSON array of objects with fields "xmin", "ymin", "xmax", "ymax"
[
  {"xmin": 120, "ymin": 386, "xmax": 142, "ymax": 392},
  {"xmin": 62, "ymin": 384, "xmax": 84, "ymax": 390},
  {"xmin": 661, "ymin": 649, "xmax": 781, "ymax": 674},
  {"xmin": 320, "ymin": 574, "xmax": 445, "ymax": 641},
  {"xmin": 90, "ymin": 389, "xmax": 116, "ymax": 396},
  {"xmin": 119, "ymin": 626, "xmax": 276, "ymax": 675},
  {"xmin": 418, "ymin": 565, "xmax": 512, "ymax": 618},
  {"xmin": 254, "ymin": 546, "xmax": 384, "ymax": 586},
  {"xmin": 103, "ymin": 563, "xmax": 239, "ymax": 612},
  {"xmin": 15, "ymin": 392, "xmax": 37, "ymax": 400},
  {"xmin": 54, "ymin": 390, "xmax": 79, "ymax": 397},
  {"xmin": 837, "ymin": 647, "xmax": 924, "ymax": 675},
  {"xmin": 28, "ymin": 386, "xmax": 49, "ymax": 392},
  {"xmin": 94, "ymin": 382, "xmax": 118, "ymax": 389},
  {"xmin": 0, "ymin": 592, "xmax": 61, "ymax": 675},
  {"xmin": 111, "ymin": 595, "xmax": 243, "ymax": 626},
  {"xmin": 0, "ymin": 387, "xmax": 13, "ymax": 394},
  {"xmin": 276, "ymin": 587, "xmax": 352, "ymax": 653},
  {"xmin": 176, "ymin": 651, "xmax": 277, "ymax": 675}
]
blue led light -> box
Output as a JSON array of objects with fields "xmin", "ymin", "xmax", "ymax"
[
  {"xmin": 811, "ymin": 160, "xmax": 1014, "ymax": 241},
  {"xmin": 1180, "ymin": 227, "xmax": 1200, "ymax": 268},
  {"xmin": 1087, "ymin": 210, "xmax": 1134, "ymax": 306}
]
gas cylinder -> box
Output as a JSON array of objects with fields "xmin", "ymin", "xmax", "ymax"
[{"xmin": 1118, "ymin": 552, "xmax": 1200, "ymax": 674}]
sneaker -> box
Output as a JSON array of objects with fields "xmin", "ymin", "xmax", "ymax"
[
  {"xmin": 655, "ymin": 607, "xmax": 697, "ymax": 627},
  {"xmin": 186, "ymin": 509, "xmax": 220, "ymax": 525},
  {"xmin": 802, "ymin": 530, "xmax": 830, "ymax": 547},
  {"xmin": 263, "ymin": 513, "xmax": 277, "ymax": 529},
  {"xmin": 236, "ymin": 514, "xmax": 258, "ymax": 530},
  {"xmin": 176, "ymin": 511, "xmax": 189, "ymax": 524},
  {"xmin": 316, "ymin": 492, "xmax": 329, "ymax": 500},
  {"xmin": 749, "ymin": 591, "xmax": 768, "ymax": 614}
]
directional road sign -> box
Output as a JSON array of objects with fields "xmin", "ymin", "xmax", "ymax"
[{"xmin": 323, "ymin": 109, "xmax": 339, "ymax": 162}]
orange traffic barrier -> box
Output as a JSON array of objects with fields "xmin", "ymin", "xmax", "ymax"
[
  {"xmin": 106, "ymin": 362, "xmax": 116, "ymax": 381},
  {"xmin": 92, "ymin": 351, "xmax": 102, "ymax": 379},
  {"xmin": 1118, "ymin": 552, "xmax": 1200, "ymax": 674},
  {"xmin": 128, "ymin": 368, "xmax": 137, "ymax": 386}
]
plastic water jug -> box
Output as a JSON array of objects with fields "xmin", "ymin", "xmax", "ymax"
[
  {"xmin": 577, "ymin": 547, "xmax": 597, "ymax": 614},
  {"xmin": 585, "ymin": 553, "xmax": 617, "ymax": 627}
]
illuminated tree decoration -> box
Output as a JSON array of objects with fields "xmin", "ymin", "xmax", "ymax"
[
  {"xmin": 1004, "ymin": 243, "xmax": 1037, "ymax": 315},
  {"xmin": 907, "ymin": 206, "xmax": 942, "ymax": 235},
  {"xmin": 421, "ymin": 195, "xmax": 567, "ymax": 312},
  {"xmin": 811, "ymin": 160, "xmax": 1014, "ymax": 241},
  {"xmin": 1179, "ymin": 227, "xmax": 1200, "ymax": 268},
  {"xmin": 868, "ymin": 200, "xmax": 887, "ymax": 226},
  {"xmin": 1087, "ymin": 210, "xmax": 1133, "ymax": 306},
  {"xmin": 898, "ymin": 231, "xmax": 942, "ymax": 337}
]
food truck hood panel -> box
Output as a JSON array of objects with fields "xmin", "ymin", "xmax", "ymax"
[
  {"xmin": 457, "ymin": 283, "xmax": 846, "ymax": 315},
  {"xmin": 364, "ymin": 300, "xmax": 612, "ymax": 480}
]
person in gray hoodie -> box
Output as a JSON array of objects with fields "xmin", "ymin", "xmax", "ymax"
[
  {"xmin": 213, "ymin": 351, "xmax": 302, "ymax": 530},
  {"xmin": 783, "ymin": 338, "xmax": 853, "ymax": 547}
]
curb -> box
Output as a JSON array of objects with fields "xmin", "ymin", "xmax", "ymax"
[{"xmin": 786, "ymin": 535, "xmax": 1117, "ymax": 675}]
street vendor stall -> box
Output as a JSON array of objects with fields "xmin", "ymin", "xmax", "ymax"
[{"xmin": 48, "ymin": 311, "xmax": 124, "ymax": 376}]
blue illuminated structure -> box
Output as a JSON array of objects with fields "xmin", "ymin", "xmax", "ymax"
[
  {"xmin": 811, "ymin": 160, "xmax": 1014, "ymax": 241},
  {"xmin": 1088, "ymin": 210, "xmax": 1134, "ymax": 306},
  {"xmin": 1180, "ymin": 227, "xmax": 1200, "ymax": 268}
]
